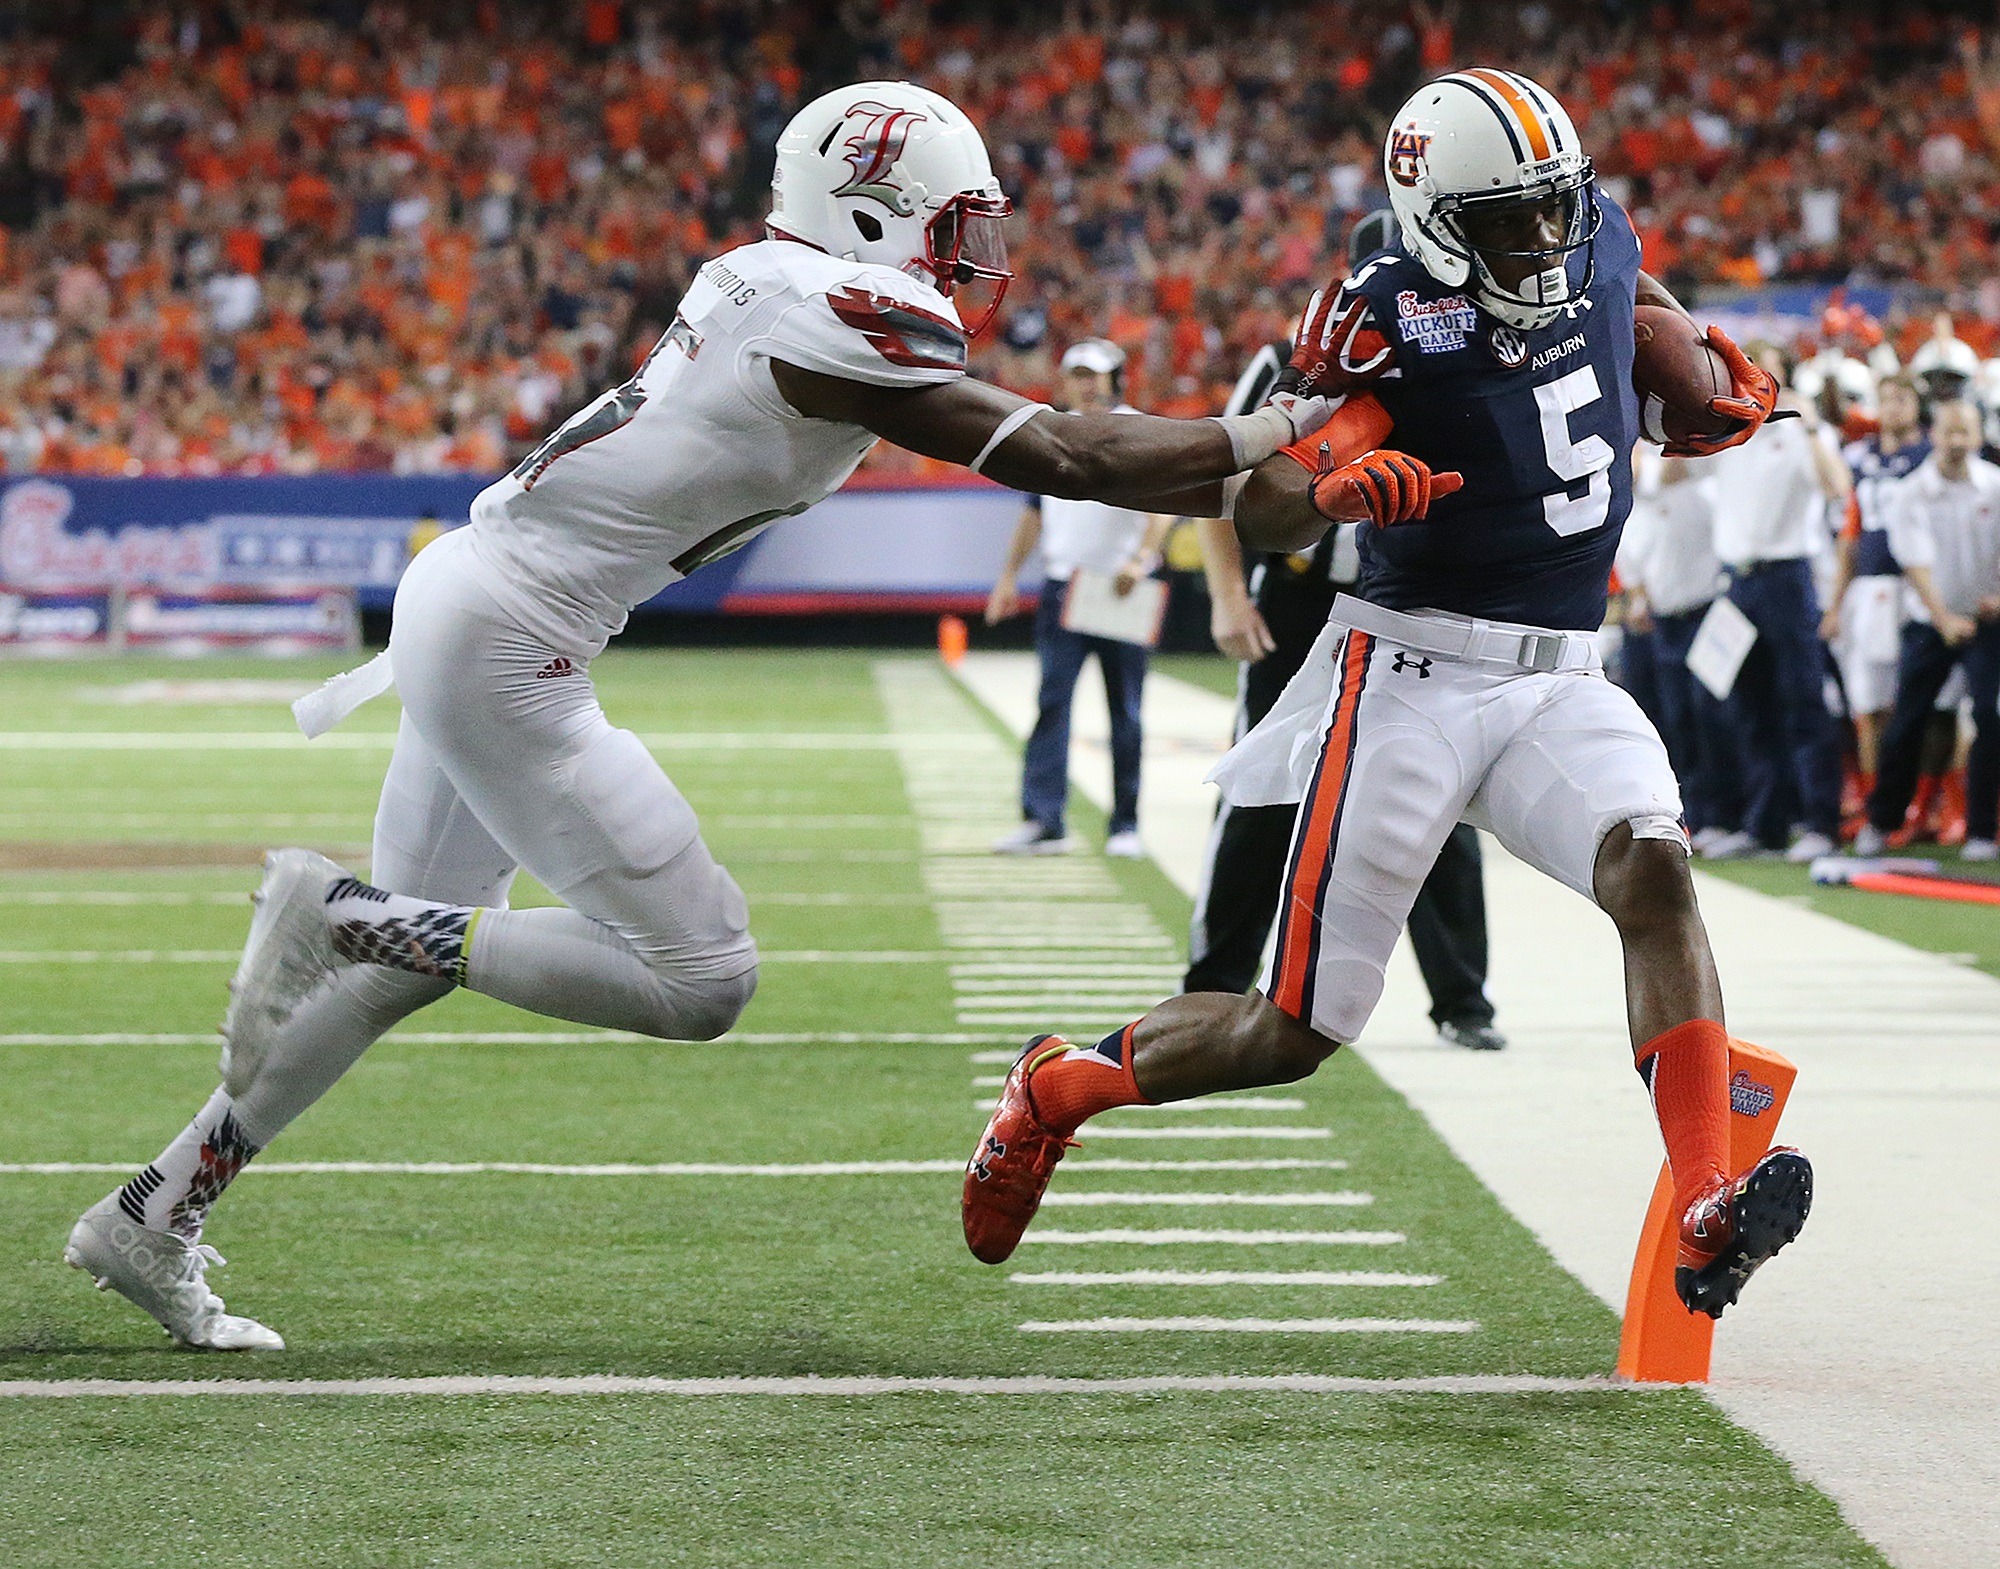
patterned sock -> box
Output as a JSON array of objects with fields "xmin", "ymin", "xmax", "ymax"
[
  {"xmin": 325, "ymin": 876, "xmax": 478, "ymax": 984},
  {"xmin": 1025, "ymin": 1023, "xmax": 1150, "ymax": 1135},
  {"xmin": 1634, "ymin": 1018, "xmax": 1731, "ymax": 1214},
  {"xmin": 118, "ymin": 1088, "xmax": 262, "ymax": 1239}
]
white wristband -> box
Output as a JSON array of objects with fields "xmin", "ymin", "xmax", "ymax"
[
  {"xmin": 1212, "ymin": 405, "xmax": 1291, "ymax": 469},
  {"xmin": 968, "ymin": 404, "xmax": 1048, "ymax": 475}
]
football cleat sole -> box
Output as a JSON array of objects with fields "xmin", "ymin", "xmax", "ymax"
[{"xmin": 1675, "ymin": 1148, "xmax": 1813, "ymax": 1320}]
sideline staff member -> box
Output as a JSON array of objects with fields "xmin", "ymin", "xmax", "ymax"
[{"xmin": 987, "ymin": 338, "xmax": 1171, "ymax": 858}]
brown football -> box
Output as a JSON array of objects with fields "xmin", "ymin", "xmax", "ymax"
[{"xmin": 1632, "ymin": 304, "xmax": 1734, "ymax": 445}]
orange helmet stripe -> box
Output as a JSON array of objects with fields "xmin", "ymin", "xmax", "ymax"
[{"xmin": 1462, "ymin": 68, "xmax": 1552, "ymax": 161}]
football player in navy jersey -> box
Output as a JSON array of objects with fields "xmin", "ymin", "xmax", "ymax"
[
  {"xmin": 965, "ymin": 70, "xmax": 1808, "ymax": 1322},
  {"xmin": 1822, "ymin": 372, "xmax": 1930, "ymax": 795}
]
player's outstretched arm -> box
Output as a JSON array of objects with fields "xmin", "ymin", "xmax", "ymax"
[
  {"xmin": 1235, "ymin": 394, "xmax": 1461, "ymax": 553},
  {"xmin": 768, "ymin": 360, "xmax": 1324, "ymax": 509}
]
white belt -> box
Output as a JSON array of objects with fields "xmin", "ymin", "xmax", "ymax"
[{"xmin": 1330, "ymin": 594, "xmax": 1601, "ymax": 674}]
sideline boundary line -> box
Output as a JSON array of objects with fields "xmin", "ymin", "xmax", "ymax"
[{"xmin": 0, "ymin": 1373, "xmax": 1674, "ymax": 1399}]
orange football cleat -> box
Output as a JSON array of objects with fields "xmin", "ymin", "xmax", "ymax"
[
  {"xmin": 962, "ymin": 1035, "xmax": 1077, "ymax": 1265},
  {"xmin": 1674, "ymin": 1147, "xmax": 1813, "ymax": 1319}
]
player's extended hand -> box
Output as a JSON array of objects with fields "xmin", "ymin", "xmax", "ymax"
[
  {"xmin": 1309, "ymin": 448, "xmax": 1462, "ymax": 525},
  {"xmin": 1288, "ymin": 285, "xmax": 1343, "ymax": 390},
  {"xmin": 1664, "ymin": 326, "xmax": 1781, "ymax": 457},
  {"xmin": 1211, "ymin": 592, "xmax": 1277, "ymax": 663},
  {"xmin": 985, "ymin": 579, "xmax": 1020, "ymax": 625},
  {"xmin": 1939, "ymin": 610, "xmax": 1978, "ymax": 647}
]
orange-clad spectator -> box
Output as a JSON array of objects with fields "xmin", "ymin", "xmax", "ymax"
[
  {"xmin": 583, "ymin": 0, "xmax": 621, "ymax": 51},
  {"xmin": 283, "ymin": 168, "xmax": 339, "ymax": 233},
  {"xmin": 223, "ymin": 227, "xmax": 264, "ymax": 277}
]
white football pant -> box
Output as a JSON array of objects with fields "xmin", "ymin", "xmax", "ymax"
[
  {"xmin": 233, "ymin": 529, "xmax": 756, "ymax": 1146},
  {"xmin": 1216, "ymin": 597, "xmax": 1685, "ymax": 1046}
]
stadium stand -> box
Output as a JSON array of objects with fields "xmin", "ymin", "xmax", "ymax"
[{"xmin": 5, "ymin": 0, "xmax": 2000, "ymax": 476}]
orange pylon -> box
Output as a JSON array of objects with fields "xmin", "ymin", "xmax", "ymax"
[
  {"xmin": 937, "ymin": 614, "xmax": 968, "ymax": 667},
  {"xmin": 1616, "ymin": 1037, "xmax": 1797, "ymax": 1384}
]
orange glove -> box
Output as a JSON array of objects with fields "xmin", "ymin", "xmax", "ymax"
[
  {"xmin": 1664, "ymin": 326, "xmax": 1781, "ymax": 457},
  {"xmin": 1309, "ymin": 448, "xmax": 1463, "ymax": 525}
]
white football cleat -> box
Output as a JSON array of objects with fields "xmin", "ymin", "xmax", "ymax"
[
  {"xmin": 220, "ymin": 848, "xmax": 352, "ymax": 1095},
  {"xmin": 65, "ymin": 1193, "xmax": 284, "ymax": 1351},
  {"xmin": 1697, "ymin": 828, "xmax": 1758, "ymax": 861},
  {"xmin": 1103, "ymin": 829, "xmax": 1145, "ymax": 859},
  {"xmin": 1785, "ymin": 831, "xmax": 1836, "ymax": 864},
  {"xmin": 1962, "ymin": 838, "xmax": 1999, "ymax": 862}
]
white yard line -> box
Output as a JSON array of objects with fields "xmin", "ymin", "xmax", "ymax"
[
  {"xmin": 1056, "ymin": 1152, "xmax": 1352, "ymax": 1160},
  {"xmin": 1011, "ymin": 1271, "xmax": 1441, "ymax": 1287},
  {"xmin": 0, "ymin": 732, "xmax": 996, "ymax": 752},
  {"xmin": 0, "ymin": 1160, "xmax": 971, "ymax": 1177},
  {"xmin": 1019, "ymin": 1318, "xmax": 1477, "ymax": 1334},
  {"xmin": 0, "ymin": 891, "xmax": 248, "ymax": 906},
  {"xmin": 1055, "ymin": 1126, "xmax": 1331, "ymax": 1141},
  {"xmin": 957, "ymin": 657, "xmax": 2000, "ymax": 1569},
  {"xmin": 0, "ymin": 1373, "xmax": 1658, "ymax": 1399},
  {"xmin": 0, "ymin": 1031, "xmax": 1022, "ymax": 1048},
  {"xmin": 1038, "ymin": 1192, "xmax": 1372, "ymax": 1208},
  {"xmin": 0, "ymin": 1157, "xmax": 1353, "ymax": 1177},
  {"xmin": 1021, "ymin": 1229, "xmax": 1403, "ymax": 1246},
  {"xmin": 0, "ymin": 949, "xmax": 965, "ymax": 965}
]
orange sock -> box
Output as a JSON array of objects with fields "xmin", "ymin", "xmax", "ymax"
[
  {"xmin": 1025, "ymin": 1024, "xmax": 1149, "ymax": 1135},
  {"xmin": 1635, "ymin": 1019, "xmax": 1731, "ymax": 1213}
]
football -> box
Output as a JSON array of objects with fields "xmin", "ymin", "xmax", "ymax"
[{"xmin": 1632, "ymin": 304, "xmax": 1736, "ymax": 445}]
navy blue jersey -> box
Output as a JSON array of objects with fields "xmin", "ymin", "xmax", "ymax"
[
  {"xmin": 1300, "ymin": 189, "xmax": 1643, "ymax": 630},
  {"xmin": 1843, "ymin": 435, "xmax": 1929, "ymax": 578}
]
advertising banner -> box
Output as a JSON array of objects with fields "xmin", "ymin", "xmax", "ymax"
[{"xmin": 0, "ymin": 470, "xmax": 1028, "ymax": 644}]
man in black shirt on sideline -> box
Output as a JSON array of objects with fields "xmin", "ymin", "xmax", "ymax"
[{"xmin": 1184, "ymin": 216, "xmax": 1503, "ymax": 1051}]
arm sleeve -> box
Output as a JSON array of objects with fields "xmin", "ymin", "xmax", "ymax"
[
  {"xmin": 771, "ymin": 276, "xmax": 969, "ymax": 388},
  {"xmin": 1276, "ymin": 393, "xmax": 1395, "ymax": 473}
]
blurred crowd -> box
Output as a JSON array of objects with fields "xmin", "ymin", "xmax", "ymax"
[
  {"xmin": 7, "ymin": 1, "xmax": 2000, "ymax": 475},
  {"xmin": 1612, "ymin": 330, "xmax": 2000, "ymax": 862}
]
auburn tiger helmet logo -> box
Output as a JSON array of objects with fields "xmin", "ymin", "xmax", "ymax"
[
  {"xmin": 832, "ymin": 101, "xmax": 929, "ymax": 214},
  {"xmin": 1387, "ymin": 126, "xmax": 1431, "ymax": 188}
]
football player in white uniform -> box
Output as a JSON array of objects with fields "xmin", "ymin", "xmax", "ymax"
[{"xmin": 65, "ymin": 81, "xmax": 1334, "ymax": 1351}]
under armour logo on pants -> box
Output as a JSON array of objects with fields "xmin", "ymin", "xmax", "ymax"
[{"xmin": 1392, "ymin": 652, "xmax": 1434, "ymax": 678}]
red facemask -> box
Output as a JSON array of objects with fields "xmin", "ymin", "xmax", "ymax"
[{"xmin": 923, "ymin": 192, "xmax": 1013, "ymax": 339}]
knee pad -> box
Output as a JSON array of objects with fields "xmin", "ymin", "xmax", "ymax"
[{"xmin": 667, "ymin": 964, "xmax": 758, "ymax": 1042}]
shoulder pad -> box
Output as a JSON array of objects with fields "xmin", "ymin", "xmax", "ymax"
[{"xmin": 774, "ymin": 264, "xmax": 967, "ymax": 387}]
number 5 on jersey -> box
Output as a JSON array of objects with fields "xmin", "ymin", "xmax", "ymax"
[{"xmin": 1535, "ymin": 364, "xmax": 1615, "ymax": 538}]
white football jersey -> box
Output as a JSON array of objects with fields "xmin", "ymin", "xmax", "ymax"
[{"xmin": 459, "ymin": 239, "xmax": 968, "ymax": 654}]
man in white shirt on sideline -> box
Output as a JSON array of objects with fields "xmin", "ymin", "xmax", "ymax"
[
  {"xmin": 986, "ymin": 339, "xmax": 1171, "ymax": 857},
  {"xmin": 1708, "ymin": 349, "xmax": 1852, "ymax": 860},
  {"xmin": 1854, "ymin": 399, "xmax": 2000, "ymax": 859},
  {"xmin": 1620, "ymin": 450, "xmax": 1747, "ymax": 853}
]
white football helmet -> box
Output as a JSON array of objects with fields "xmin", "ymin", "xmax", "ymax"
[
  {"xmin": 769, "ymin": 81, "xmax": 1013, "ymax": 335},
  {"xmin": 1383, "ymin": 69, "xmax": 1599, "ymax": 331}
]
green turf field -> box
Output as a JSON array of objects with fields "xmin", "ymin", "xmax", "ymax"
[{"xmin": 0, "ymin": 651, "xmax": 1890, "ymax": 1567}]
